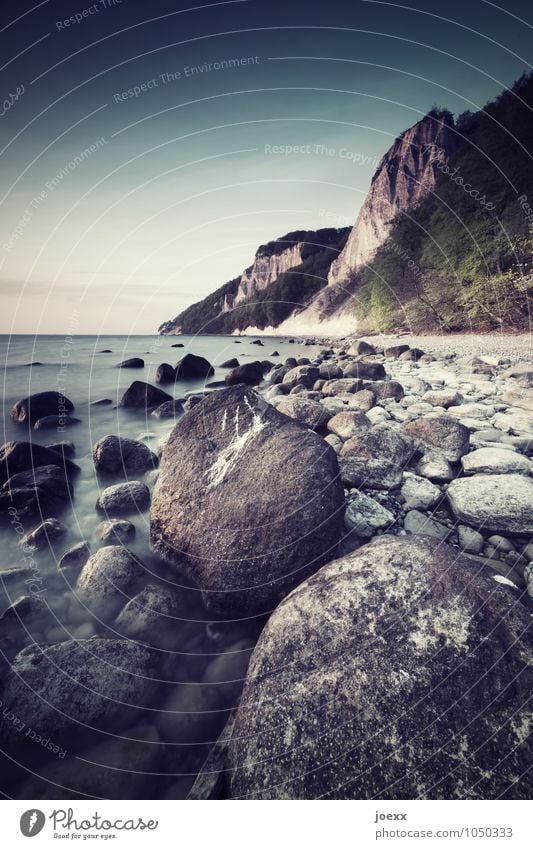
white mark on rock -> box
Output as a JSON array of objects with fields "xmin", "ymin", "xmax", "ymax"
[
  {"xmin": 207, "ymin": 404, "xmax": 267, "ymax": 488},
  {"xmin": 221, "ymin": 409, "xmax": 228, "ymax": 433}
]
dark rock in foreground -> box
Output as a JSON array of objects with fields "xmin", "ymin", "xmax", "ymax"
[
  {"xmin": 0, "ymin": 639, "xmax": 157, "ymax": 745},
  {"xmin": 11, "ymin": 391, "xmax": 74, "ymax": 425},
  {"xmin": 0, "ymin": 441, "xmax": 78, "ymax": 484},
  {"xmin": 0, "ymin": 464, "xmax": 72, "ymax": 517},
  {"xmin": 119, "ymin": 381, "xmax": 172, "ymax": 409},
  {"xmin": 228, "ymin": 535, "xmax": 533, "ymax": 799},
  {"xmin": 150, "ymin": 385, "xmax": 345, "ymax": 616},
  {"xmin": 33, "ymin": 414, "xmax": 81, "ymax": 430}
]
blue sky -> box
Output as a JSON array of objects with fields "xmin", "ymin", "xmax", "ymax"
[{"xmin": 0, "ymin": 0, "xmax": 531, "ymax": 332}]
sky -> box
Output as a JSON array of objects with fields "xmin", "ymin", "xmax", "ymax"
[{"xmin": 0, "ymin": 0, "xmax": 532, "ymax": 333}]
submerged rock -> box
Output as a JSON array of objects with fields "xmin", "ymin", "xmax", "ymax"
[
  {"xmin": 227, "ymin": 535, "xmax": 533, "ymax": 799},
  {"xmin": 33, "ymin": 414, "xmax": 81, "ymax": 430},
  {"xmin": 21, "ymin": 518, "xmax": 66, "ymax": 550},
  {"xmin": 92, "ymin": 435, "xmax": 158, "ymax": 475},
  {"xmin": 151, "ymin": 399, "xmax": 184, "ymax": 419},
  {"xmin": 0, "ymin": 464, "xmax": 72, "ymax": 518},
  {"xmin": 447, "ymin": 474, "xmax": 533, "ymax": 535},
  {"xmin": 225, "ymin": 361, "xmax": 264, "ymax": 386},
  {"xmin": 0, "ymin": 639, "xmax": 157, "ymax": 744},
  {"xmin": 117, "ymin": 357, "xmax": 144, "ymax": 368},
  {"xmin": 58, "ymin": 541, "xmax": 91, "ymax": 572},
  {"xmin": 155, "ymin": 362, "xmax": 176, "ymax": 384},
  {"xmin": 115, "ymin": 583, "xmax": 185, "ymax": 647},
  {"xmin": 150, "ymin": 385, "xmax": 344, "ymax": 616},
  {"xmin": 11, "ymin": 391, "xmax": 74, "ymax": 425},
  {"xmin": 95, "ymin": 481, "xmax": 151, "ymax": 516},
  {"xmin": 0, "ymin": 441, "xmax": 78, "ymax": 484},
  {"xmin": 96, "ymin": 518, "xmax": 136, "ymax": 544},
  {"xmin": 175, "ymin": 353, "xmax": 214, "ymax": 379},
  {"xmin": 76, "ymin": 545, "xmax": 145, "ymax": 620},
  {"xmin": 119, "ymin": 381, "xmax": 172, "ymax": 410}
]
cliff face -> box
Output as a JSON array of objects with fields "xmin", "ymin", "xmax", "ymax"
[
  {"xmin": 159, "ymin": 229, "xmax": 349, "ymax": 335},
  {"xmin": 328, "ymin": 111, "xmax": 457, "ymax": 286}
]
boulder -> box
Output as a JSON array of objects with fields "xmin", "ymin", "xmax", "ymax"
[
  {"xmin": 492, "ymin": 409, "xmax": 533, "ymax": 435},
  {"xmin": 422, "ymin": 389, "xmax": 463, "ymax": 409},
  {"xmin": 21, "ymin": 518, "xmax": 66, "ymax": 550},
  {"xmin": 119, "ymin": 381, "xmax": 172, "ymax": 409},
  {"xmin": 447, "ymin": 474, "xmax": 533, "ymax": 535},
  {"xmin": 384, "ymin": 344, "xmax": 410, "ymax": 358},
  {"xmin": 398, "ymin": 348, "xmax": 425, "ymax": 361},
  {"xmin": 500, "ymin": 362, "xmax": 533, "ymax": 388},
  {"xmin": 457, "ymin": 525, "xmax": 484, "ymax": 554},
  {"xmin": 0, "ymin": 639, "xmax": 157, "ymax": 745},
  {"xmin": 0, "ymin": 465, "xmax": 72, "ymax": 518},
  {"xmin": 155, "ymin": 362, "xmax": 176, "ymax": 384},
  {"xmin": 448, "ymin": 402, "xmax": 495, "ymax": 420},
  {"xmin": 150, "ymin": 386, "xmax": 344, "ymax": 616},
  {"xmin": 76, "ymin": 546, "xmax": 145, "ymax": 620},
  {"xmin": 502, "ymin": 388, "xmax": 533, "ymax": 411},
  {"xmin": 370, "ymin": 381, "xmax": 405, "ymax": 402},
  {"xmin": 403, "ymin": 415, "xmax": 470, "ymax": 462},
  {"xmin": 403, "ymin": 509, "xmax": 450, "ymax": 541},
  {"xmin": 282, "ymin": 365, "xmax": 320, "ymax": 388},
  {"xmin": 227, "ymin": 535, "xmax": 533, "ymax": 799},
  {"xmin": 96, "ymin": 518, "xmax": 136, "ymax": 544},
  {"xmin": 461, "ymin": 447, "xmax": 532, "ymax": 476},
  {"xmin": 58, "ymin": 541, "xmax": 90, "ymax": 573},
  {"xmin": 343, "ymin": 361, "xmax": 386, "ymax": 380},
  {"xmin": 175, "ymin": 353, "xmax": 214, "ymax": 379},
  {"xmin": 275, "ymin": 397, "xmax": 331, "ymax": 431},
  {"xmin": 46, "ymin": 441, "xmax": 76, "ymax": 460},
  {"xmin": 11, "ymin": 391, "xmax": 74, "ymax": 425},
  {"xmin": 151, "ymin": 399, "xmax": 184, "ymax": 419},
  {"xmin": 0, "ymin": 440, "xmax": 78, "ymax": 484},
  {"xmin": 340, "ymin": 425, "xmax": 414, "ymax": 489},
  {"xmin": 33, "ymin": 414, "xmax": 81, "ymax": 430},
  {"xmin": 347, "ymin": 340, "xmax": 376, "ymax": 356},
  {"xmin": 225, "ymin": 361, "xmax": 263, "ymax": 386},
  {"xmin": 115, "ymin": 583, "xmax": 185, "ymax": 647},
  {"xmin": 327, "ymin": 411, "xmax": 371, "ymax": 441},
  {"xmin": 347, "ymin": 389, "xmax": 375, "ymax": 412},
  {"xmin": 95, "ymin": 481, "xmax": 151, "ymax": 516},
  {"xmin": 321, "ymin": 378, "xmax": 363, "ymax": 397},
  {"xmin": 344, "ymin": 492, "xmax": 394, "ymax": 537},
  {"xmin": 318, "ymin": 363, "xmax": 343, "ymax": 380},
  {"xmin": 17, "ymin": 726, "xmax": 160, "ymax": 800},
  {"xmin": 400, "ymin": 472, "xmax": 441, "ymax": 511},
  {"xmin": 220, "ymin": 358, "xmax": 239, "ymax": 368},
  {"xmin": 415, "ymin": 452, "xmax": 454, "ymax": 482},
  {"xmin": 92, "ymin": 435, "xmax": 158, "ymax": 475},
  {"xmin": 117, "ymin": 357, "xmax": 144, "ymax": 368}
]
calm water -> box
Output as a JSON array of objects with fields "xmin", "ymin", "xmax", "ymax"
[{"xmin": 0, "ymin": 333, "xmax": 319, "ymax": 798}]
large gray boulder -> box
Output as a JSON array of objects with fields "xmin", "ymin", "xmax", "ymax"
[
  {"xmin": 0, "ymin": 440, "xmax": 78, "ymax": 484},
  {"xmin": 461, "ymin": 447, "xmax": 532, "ymax": 476},
  {"xmin": 92, "ymin": 435, "xmax": 158, "ymax": 475},
  {"xmin": 0, "ymin": 639, "xmax": 157, "ymax": 746},
  {"xmin": 340, "ymin": 424, "xmax": 414, "ymax": 489},
  {"xmin": 150, "ymin": 385, "xmax": 344, "ymax": 616},
  {"xmin": 227, "ymin": 535, "xmax": 533, "ymax": 799},
  {"xmin": 404, "ymin": 415, "xmax": 470, "ymax": 462},
  {"xmin": 447, "ymin": 474, "xmax": 533, "ymax": 535}
]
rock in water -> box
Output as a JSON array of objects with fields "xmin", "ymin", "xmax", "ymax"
[
  {"xmin": 92, "ymin": 435, "xmax": 158, "ymax": 475},
  {"xmin": 155, "ymin": 362, "xmax": 176, "ymax": 384},
  {"xmin": 0, "ymin": 639, "xmax": 157, "ymax": 745},
  {"xmin": 76, "ymin": 545, "xmax": 145, "ymax": 620},
  {"xmin": 0, "ymin": 465, "xmax": 72, "ymax": 517},
  {"xmin": 0, "ymin": 440, "xmax": 78, "ymax": 484},
  {"xmin": 174, "ymin": 353, "xmax": 214, "ymax": 379},
  {"xmin": 117, "ymin": 357, "xmax": 144, "ymax": 368},
  {"xmin": 119, "ymin": 381, "xmax": 172, "ymax": 409},
  {"xmin": 225, "ymin": 361, "xmax": 264, "ymax": 386},
  {"xmin": 11, "ymin": 391, "xmax": 74, "ymax": 425},
  {"xmin": 96, "ymin": 481, "xmax": 151, "ymax": 516},
  {"xmin": 447, "ymin": 474, "xmax": 533, "ymax": 534},
  {"xmin": 150, "ymin": 385, "xmax": 344, "ymax": 615},
  {"xmin": 227, "ymin": 535, "xmax": 533, "ymax": 800}
]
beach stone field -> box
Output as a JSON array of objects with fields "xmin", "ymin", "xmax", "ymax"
[{"xmin": 0, "ymin": 334, "xmax": 532, "ymax": 800}]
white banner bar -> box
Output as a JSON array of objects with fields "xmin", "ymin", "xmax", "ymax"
[{"xmin": 2, "ymin": 799, "xmax": 531, "ymax": 848}]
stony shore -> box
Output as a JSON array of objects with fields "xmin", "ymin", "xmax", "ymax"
[{"xmin": 0, "ymin": 335, "xmax": 532, "ymax": 800}]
